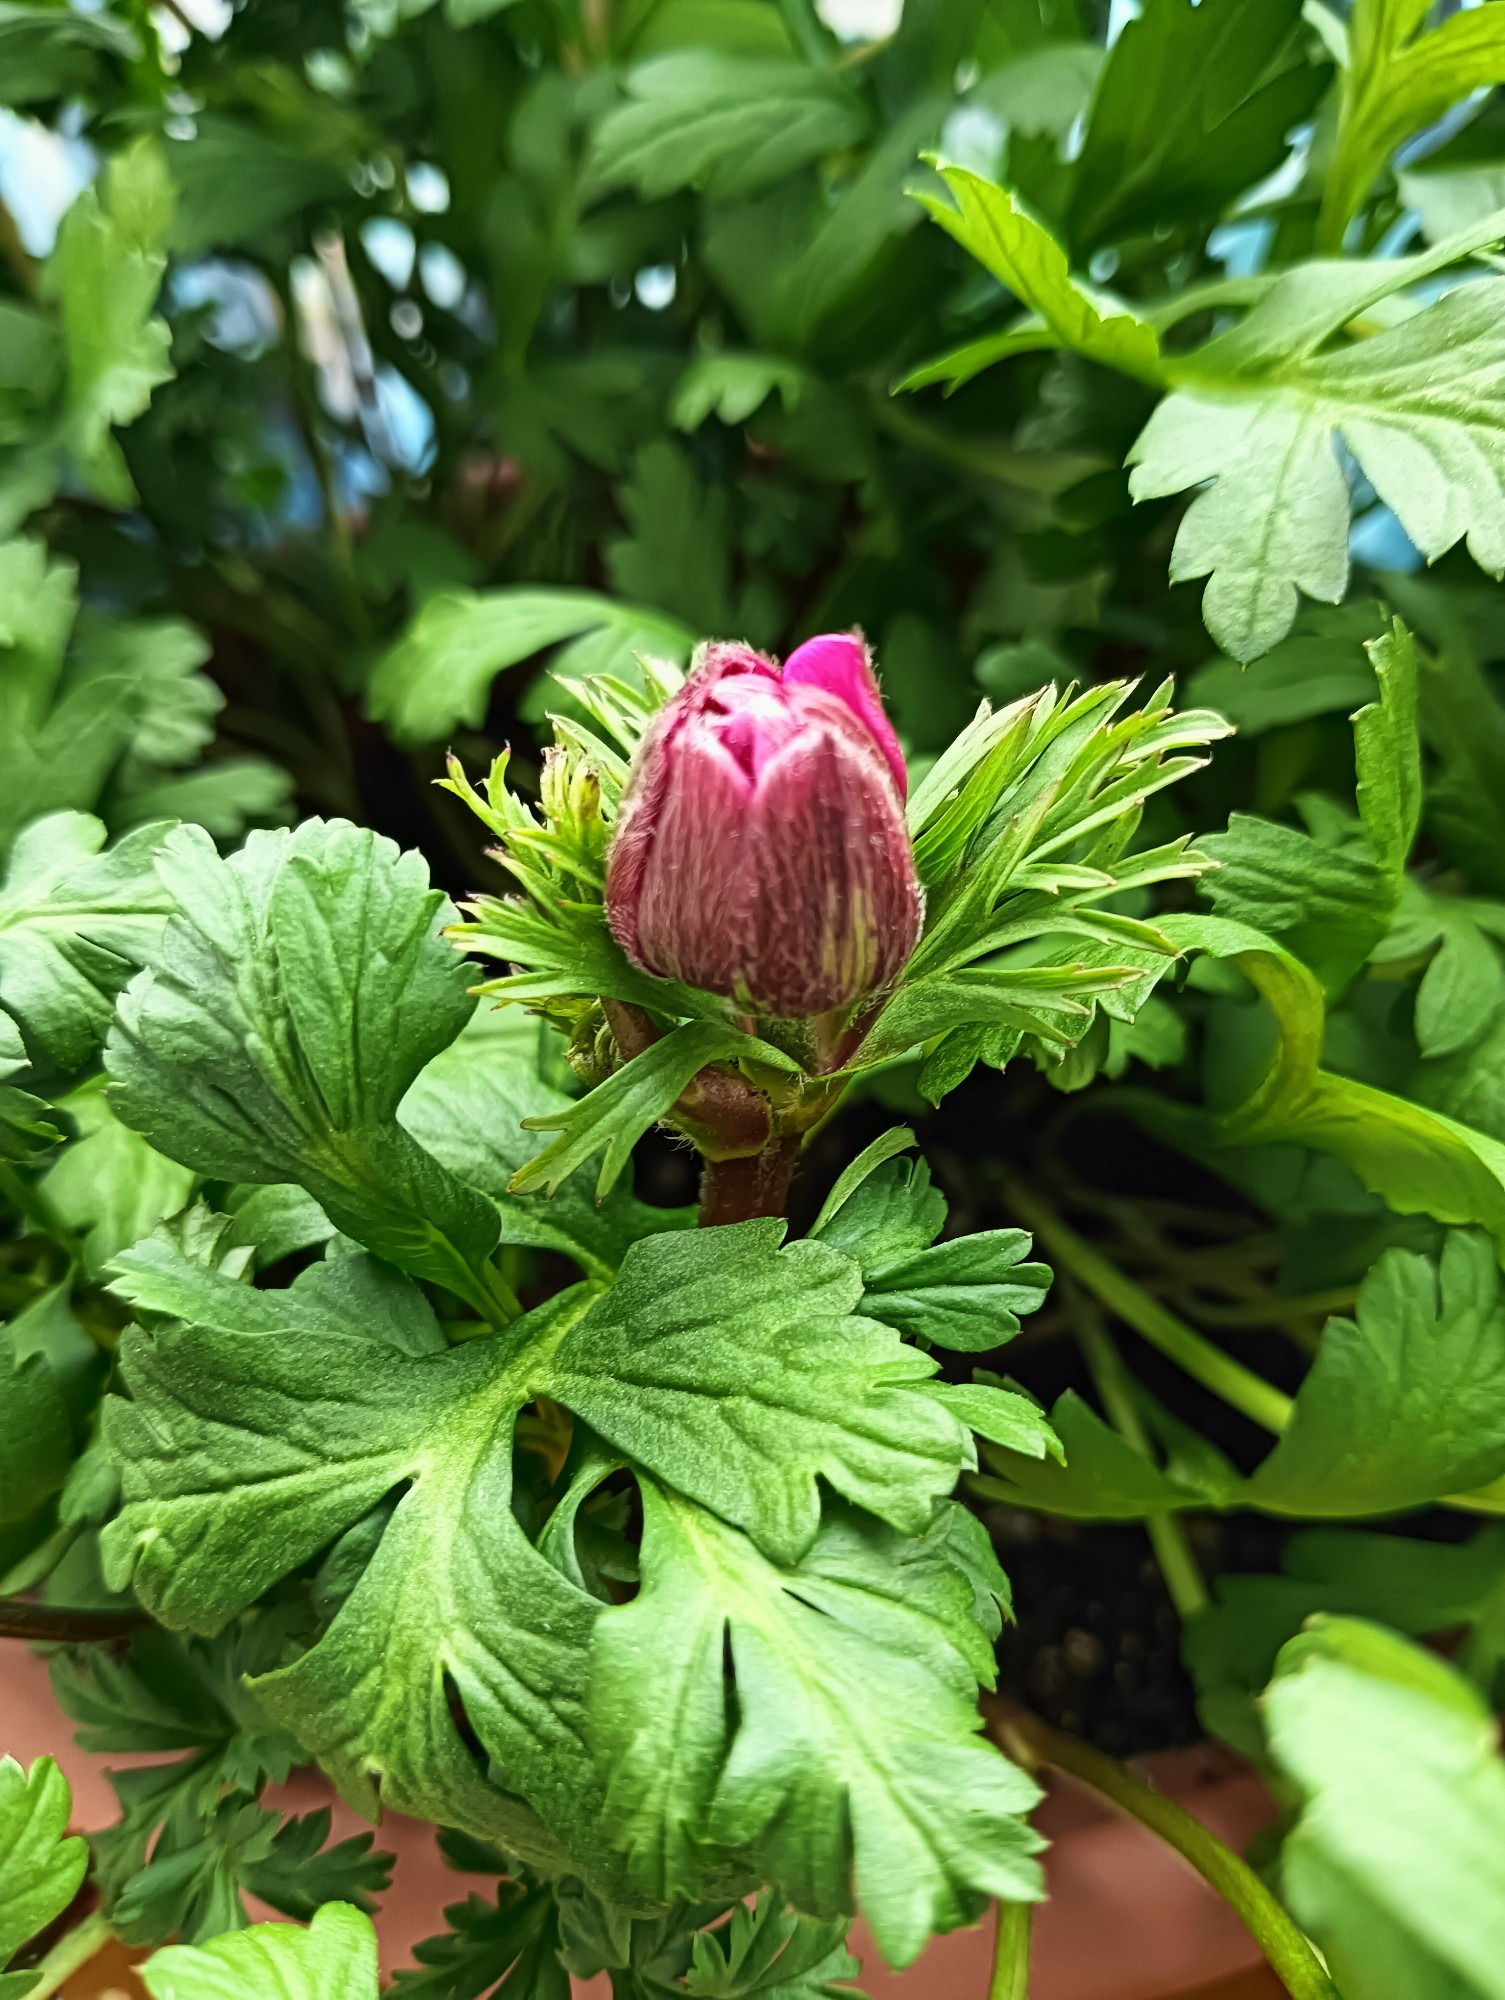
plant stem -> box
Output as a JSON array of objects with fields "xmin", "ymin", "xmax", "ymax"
[
  {"xmin": 1065, "ymin": 1284, "xmax": 1209, "ymax": 1621},
  {"xmin": 0, "ymin": 1599, "xmax": 147, "ymax": 1643},
  {"xmin": 988, "ymin": 1901, "xmax": 1031, "ymax": 2000},
  {"xmin": 23, "ymin": 1909, "xmax": 114, "ymax": 2000},
  {"xmin": 1000, "ymin": 1178, "xmax": 1293, "ymax": 1437},
  {"xmin": 992, "ymin": 1704, "xmax": 1339, "ymax": 2000},
  {"xmin": 699, "ymin": 1137, "xmax": 801, "ymax": 1227}
]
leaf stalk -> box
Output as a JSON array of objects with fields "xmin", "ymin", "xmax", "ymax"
[{"xmin": 991, "ymin": 1703, "xmax": 1339, "ymax": 2000}]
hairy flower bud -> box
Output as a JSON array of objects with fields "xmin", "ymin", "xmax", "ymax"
[{"xmin": 605, "ymin": 634, "xmax": 922, "ymax": 1018}]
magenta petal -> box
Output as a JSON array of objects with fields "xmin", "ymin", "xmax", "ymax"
[{"xmin": 781, "ymin": 633, "xmax": 907, "ymax": 799}]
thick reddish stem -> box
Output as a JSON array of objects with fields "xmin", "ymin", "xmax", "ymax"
[{"xmin": 699, "ymin": 1136, "xmax": 801, "ymax": 1227}]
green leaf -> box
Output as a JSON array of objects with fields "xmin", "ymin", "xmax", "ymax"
[
  {"xmin": 142, "ymin": 1903, "xmax": 380, "ymax": 2000},
  {"xmin": 390, "ymin": 1876, "xmax": 569, "ymax": 2000},
  {"xmin": 1065, "ymin": 0, "xmax": 1325, "ymax": 250},
  {"xmin": 42, "ymin": 1083, "xmax": 195, "ymax": 1278},
  {"xmin": 918, "ymin": 1379, "xmax": 1063, "ymax": 1462},
  {"xmin": 681, "ymin": 1895, "xmax": 862, "ymax": 1997},
  {"xmin": 102, "ymin": 1283, "xmax": 606, "ymax": 1871},
  {"xmin": 973, "ymin": 1387, "xmax": 1238, "ymax": 1519},
  {"xmin": 168, "ymin": 117, "xmax": 352, "ymax": 257},
  {"xmin": 0, "ymin": 811, "xmax": 174, "ymax": 1071},
  {"xmin": 1129, "ymin": 258, "xmax": 1505, "ymax": 660},
  {"xmin": 115, "ymin": 761, "xmax": 295, "ymax": 844},
  {"xmin": 366, "ymin": 588, "xmax": 691, "ymax": 748},
  {"xmin": 811, "ymin": 1155, "xmax": 1050, "ymax": 1351},
  {"xmin": 1353, "ymin": 618, "xmax": 1422, "ymax": 884},
  {"xmin": 1247, "ymin": 1230, "xmax": 1505, "ymax": 1515},
  {"xmin": 0, "ymin": 4, "xmax": 138, "ymax": 106},
  {"xmin": 903, "ymin": 165, "xmax": 1164, "ymax": 393},
  {"xmin": 47, "ymin": 1620, "xmax": 333, "ymax": 1943},
  {"xmin": 106, "ymin": 820, "xmax": 512, "ymax": 1321},
  {"xmin": 587, "ymin": 53, "xmax": 868, "ymax": 201},
  {"xmin": 1412, "ymin": 614, "xmax": 1505, "ymax": 897},
  {"xmin": 239, "ymin": 1810, "xmax": 394, "ymax": 1925},
  {"xmin": 0, "ymin": 1314, "xmax": 76, "ymax": 1526},
  {"xmin": 43, "ymin": 139, "xmax": 175, "ymax": 505},
  {"xmin": 1416, "ymin": 917, "xmax": 1505, "ymax": 1060},
  {"xmin": 1151, "ymin": 914, "xmax": 1505, "ymax": 1252},
  {"xmin": 0, "ymin": 1758, "xmax": 88, "ymax": 1977},
  {"xmin": 1196, "ymin": 617, "xmax": 1416, "ymax": 990},
  {"xmin": 1185, "ymin": 604, "xmax": 1382, "ymax": 737},
  {"xmin": 1265, "ymin": 1617, "xmax": 1505, "ymax": 2000},
  {"xmin": 1186, "ymin": 1525, "xmax": 1505, "ymax": 1754},
  {"xmin": 1200, "ymin": 815, "xmax": 1391, "ymax": 996},
  {"xmin": 590, "ymin": 1483, "xmax": 1043, "ymax": 1969},
  {"xmin": 546, "ymin": 1220, "xmax": 969, "ymax": 1563},
  {"xmin": 399, "ymin": 1005, "xmax": 692, "ymax": 1279},
  {"xmin": 671, "ymin": 354, "xmax": 810, "ymax": 431},
  {"xmin": 1323, "ymin": 0, "xmax": 1505, "ymax": 248},
  {"xmin": 103, "ymin": 1225, "xmax": 965, "ymax": 1869},
  {"xmin": 511, "ymin": 1022, "xmax": 798, "ymax": 1201},
  {"xmin": 606, "ymin": 441, "xmax": 736, "ymax": 635}
]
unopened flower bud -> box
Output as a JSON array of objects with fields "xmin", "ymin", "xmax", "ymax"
[{"xmin": 605, "ymin": 634, "xmax": 922, "ymax": 1018}]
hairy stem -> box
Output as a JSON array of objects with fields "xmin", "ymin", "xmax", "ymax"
[
  {"xmin": 24, "ymin": 1909, "xmax": 115, "ymax": 2000},
  {"xmin": 1000, "ymin": 1178, "xmax": 1293, "ymax": 1436},
  {"xmin": 699, "ymin": 1137, "xmax": 801, "ymax": 1227},
  {"xmin": 992, "ymin": 1704, "xmax": 1339, "ymax": 2000},
  {"xmin": 1065, "ymin": 1282, "xmax": 1210, "ymax": 1621},
  {"xmin": 988, "ymin": 1900, "xmax": 1031, "ymax": 2000},
  {"xmin": 0, "ymin": 1599, "xmax": 147, "ymax": 1643}
]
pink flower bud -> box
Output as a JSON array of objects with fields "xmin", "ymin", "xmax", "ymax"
[{"xmin": 605, "ymin": 635, "xmax": 922, "ymax": 1018}]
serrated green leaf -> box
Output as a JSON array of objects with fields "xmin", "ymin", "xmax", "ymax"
[
  {"xmin": 546, "ymin": 1220, "xmax": 969, "ymax": 1563},
  {"xmin": 682, "ymin": 1895, "xmax": 862, "ymax": 1997},
  {"xmin": 44, "ymin": 139, "xmax": 174, "ymax": 505},
  {"xmin": 1185, "ymin": 604, "xmax": 1382, "ymax": 737},
  {"xmin": 103, "ymin": 1221, "xmax": 966, "ymax": 1873},
  {"xmin": 1151, "ymin": 913, "xmax": 1505, "ymax": 1251},
  {"xmin": 591, "ymin": 1483, "xmax": 1042, "ymax": 1968},
  {"xmin": 1130, "ymin": 268, "xmax": 1505, "ymax": 660},
  {"xmin": 1186, "ymin": 1525, "xmax": 1505, "ymax": 1756},
  {"xmin": 102, "ymin": 1283, "xmax": 606, "ymax": 1871},
  {"xmin": 142, "ymin": 1902, "xmax": 379, "ymax": 2000},
  {"xmin": 0, "ymin": 1319, "xmax": 74, "ymax": 1527},
  {"xmin": 671, "ymin": 354, "xmax": 810, "ymax": 431},
  {"xmin": 811, "ymin": 1154, "xmax": 1050, "ymax": 1351},
  {"xmin": 0, "ymin": 810, "xmax": 174, "ymax": 1071},
  {"xmin": 606, "ymin": 441, "xmax": 738, "ymax": 634},
  {"xmin": 1246, "ymin": 1230, "xmax": 1505, "ymax": 1515},
  {"xmin": 587, "ymin": 53, "xmax": 867, "ymax": 201},
  {"xmin": 903, "ymin": 165, "xmax": 1163, "ymax": 393},
  {"xmin": 1200, "ymin": 814, "xmax": 1392, "ymax": 995},
  {"xmin": 106, "ymin": 820, "xmax": 513, "ymax": 1321},
  {"xmin": 0, "ymin": 1757, "xmax": 88, "ymax": 1974},
  {"xmin": 974, "ymin": 1387, "xmax": 1239, "ymax": 1519},
  {"xmin": 1324, "ymin": 0, "xmax": 1505, "ymax": 248},
  {"xmin": 1266, "ymin": 1616, "xmax": 1505, "ymax": 2000},
  {"xmin": 918, "ymin": 1380, "xmax": 1062, "ymax": 1462},
  {"xmin": 390, "ymin": 1876, "xmax": 569, "ymax": 2000}
]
